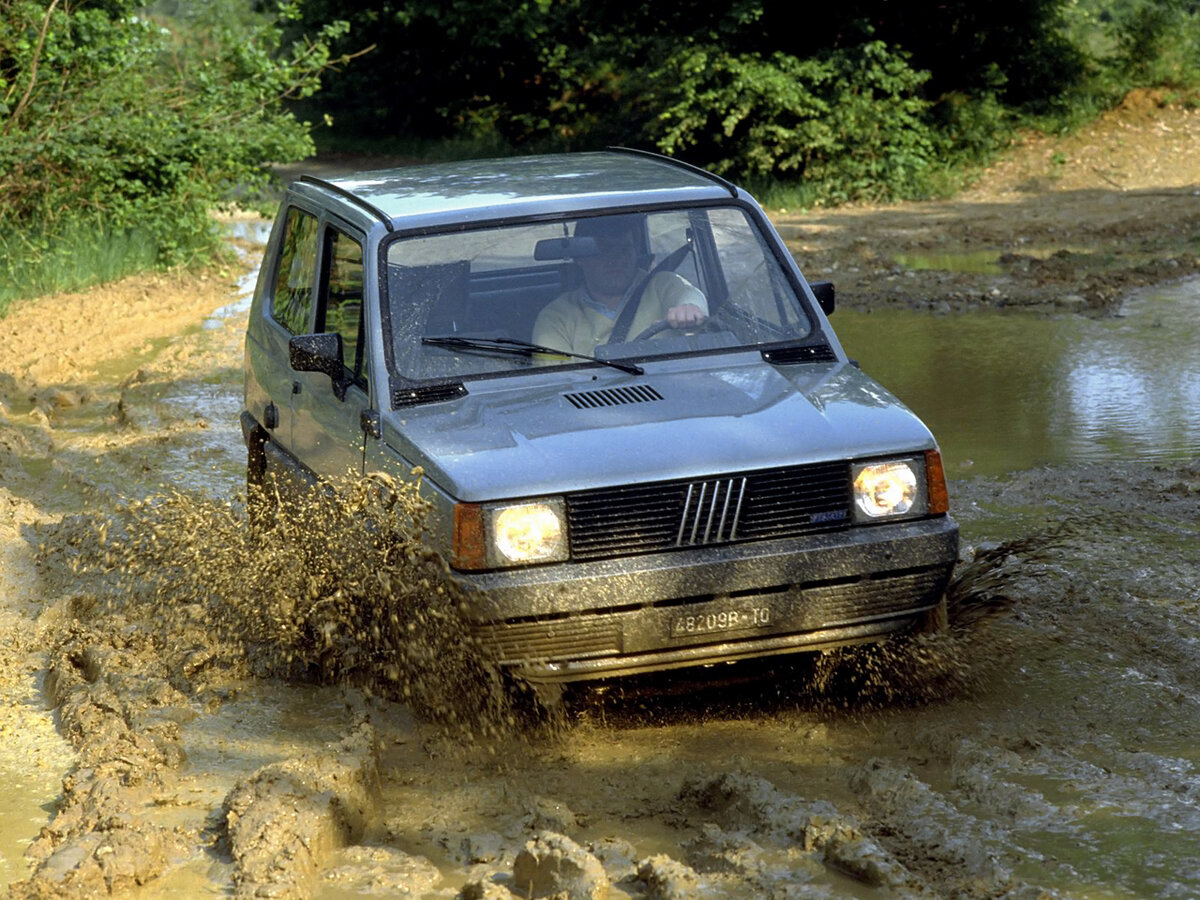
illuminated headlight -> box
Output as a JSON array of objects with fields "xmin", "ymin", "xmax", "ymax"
[
  {"xmin": 852, "ymin": 458, "xmax": 928, "ymax": 522},
  {"xmin": 453, "ymin": 499, "xmax": 568, "ymax": 569},
  {"xmin": 490, "ymin": 501, "xmax": 567, "ymax": 564}
]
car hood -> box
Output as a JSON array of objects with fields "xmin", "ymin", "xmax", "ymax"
[{"xmin": 381, "ymin": 359, "xmax": 935, "ymax": 501}]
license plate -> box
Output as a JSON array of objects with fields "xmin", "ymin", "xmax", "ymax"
[{"xmin": 670, "ymin": 605, "xmax": 772, "ymax": 638}]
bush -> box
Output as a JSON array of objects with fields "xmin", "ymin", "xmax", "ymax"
[
  {"xmin": 0, "ymin": 0, "xmax": 348, "ymax": 309},
  {"xmin": 647, "ymin": 42, "xmax": 944, "ymax": 204},
  {"xmin": 1108, "ymin": 0, "xmax": 1200, "ymax": 87}
]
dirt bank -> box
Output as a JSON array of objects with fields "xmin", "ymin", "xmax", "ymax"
[
  {"xmin": 778, "ymin": 89, "xmax": 1200, "ymax": 315},
  {"xmin": 0, "ymin": 101, "xmax": 1198, "ymax": 898}
]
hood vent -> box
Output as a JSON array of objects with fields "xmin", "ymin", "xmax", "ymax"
[
  {"xmin": 392, "ymin": 380, "xmax": 468, "ymax": 407},
  {"xmin": 761, "ymin": 343, "xmax": 837, "ymax": 365},
  {"xmin": 564, "ymin": 384, "xmax": 663, "ymax": 409}
]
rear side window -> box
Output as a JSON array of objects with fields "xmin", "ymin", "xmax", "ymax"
[
  {"xmin": 271, "ymin": 207, "xmax": 319, "ymax": 334},
  {"xmin": 319, "ymin": 229, "xmax": 366, "ymax": 382}
]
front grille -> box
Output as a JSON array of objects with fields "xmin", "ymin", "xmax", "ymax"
[
  {"xmin": 567, "ymin": 461, "xmax": 850, "ymax": 561},
  {"xmin": 786, "ymin": 567, "xmax": 948, "ymax": 629}
]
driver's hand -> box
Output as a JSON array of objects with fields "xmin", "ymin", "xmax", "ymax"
[{"xmin": 666, "ymin": 302, "xmax": 705, "ymax": 327}]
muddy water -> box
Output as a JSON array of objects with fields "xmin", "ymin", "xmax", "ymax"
[
  {"xmin": 2, "ymin": 230, "xmax": 1199, "ymax": 898},
  {"xmin": 836, "ymin": 277, "xmax": 1200, "ymax": 476}
]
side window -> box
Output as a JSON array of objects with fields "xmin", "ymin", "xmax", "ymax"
[
  {"xmin": 319, "ymin": 229, "xmax": 366, "ymax": 384},
  {"xmin": 271, "ymin": 208, "xmax": 319, "ymax": 334}
]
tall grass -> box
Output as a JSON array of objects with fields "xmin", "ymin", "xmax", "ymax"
[{"xmin": 0, "ymin": 222, "xmax": 172, "ymax": 317}]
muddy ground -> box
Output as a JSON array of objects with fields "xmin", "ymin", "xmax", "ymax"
[
  {"xmin": 1, "ymin": 96, "xmax": 1198, "ymax": 899},
  {"xmin": 780, "ymin": 88, "xmax": 1200, "ymax": 317}
]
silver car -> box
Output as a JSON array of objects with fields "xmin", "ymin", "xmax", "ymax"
[{"xmin": 241, "ymin": 149, "xmax": 958, "ymax": 687}]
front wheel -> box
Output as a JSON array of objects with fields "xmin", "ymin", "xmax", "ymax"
[
  {"xmin": 246, "ymin": 434, "xmax": 277, "ymax": 531},
  {"xmin": 914, "ymin": 595, "xmax": 949, "ymax": 634}
]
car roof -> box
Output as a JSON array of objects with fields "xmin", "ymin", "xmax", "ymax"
[{"xmin": 297, "ymin": 150, "xmax": 743, "ymax": 231}]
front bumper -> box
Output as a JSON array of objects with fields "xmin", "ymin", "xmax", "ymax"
[{"xmin": 457, "ymin": 516, "xmax": 959, "ymax": 683}]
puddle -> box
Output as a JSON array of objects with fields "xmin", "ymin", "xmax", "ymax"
[
  {"xmin": 204, "ymin": 268, "xmax": 259, "ymax": 328},
  {"xmin": 894, "ymin": 249, "xmax": 1004, "ymax": 274},
  {"xmin": 835, "ymin": 277, "xmax": 1200, "ymax": 475},
  {"xmin": 893, "ymin": 245, "xmax": 1108, "ymax": 276},
  {"xmin": 0, "ymin": 775, "xmax": 62, "ymax": 888}
]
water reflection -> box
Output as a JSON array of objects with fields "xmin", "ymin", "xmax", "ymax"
[{"xmin": 834, "ymin": 278, "xmax": 1200, "ymax": 475}]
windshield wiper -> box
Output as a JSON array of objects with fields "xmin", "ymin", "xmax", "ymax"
[{"xmin": 421, "ymin": 335, "xmax": 644, "ymax": 375}]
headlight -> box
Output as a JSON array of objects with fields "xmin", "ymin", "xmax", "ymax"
[
  {"xmin": 452, "ymin": 498, "xmax": 568, "ymax": 569},
  {"xmin": 852, "ymin": 458, "xmax": 927, "ymax": 522},
  {"xmin": 490, "ymin": 502, "xmax": 566, "ymax": 564}
]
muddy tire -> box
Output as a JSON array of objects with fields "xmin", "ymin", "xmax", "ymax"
[
  {"xmin": 915, "ymin": 595, "xmax": 949, "ymax": 634},
  {"xmin": 503, "ymin": 673, "xmax": 567, "ymax": 725},
  {"xmin": 246, "ymin": 434, "xmax": 277, "ymax": 531}
]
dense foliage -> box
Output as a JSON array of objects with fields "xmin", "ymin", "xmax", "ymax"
[
  {"xmin": 288, "ymin": 0, "xmax": 1200, "ymax": 204},
  {"xmin": 2, "ymin": 0, "xmax": 1198, "ymax": 308},
  {"xmin": 0, "ymin": 0, "xmax": 346, "ymax": 306}
]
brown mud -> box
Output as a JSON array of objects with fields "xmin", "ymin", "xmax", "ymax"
[
  {"xmin": 1, "ymin": 100, "xmax": 1199, "ymax": 898},
  {"xmin": 780, "ymin": 88, "xmax": 1200, "ymax": 316}
]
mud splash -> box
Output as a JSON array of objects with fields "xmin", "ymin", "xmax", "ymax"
[
  {"xmin": 13, "ymin": 460, "xmax": 1021, "ymax": 898},
  {"xmin": 11, "ymin": 476, "xmax": 537, "ymax": 898},
  {"xmin": 40, "ymin": 478, "xmax": 522, "ymax": 738}
]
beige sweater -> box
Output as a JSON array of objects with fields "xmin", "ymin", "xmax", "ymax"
[{"xmin": 532, "ymin": 272, "xmax": 707, "ymax": 356}]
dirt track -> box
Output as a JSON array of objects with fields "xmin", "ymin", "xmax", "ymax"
[
  {"xmin": 1, "ymin": 98, "xmax": 1199, "ymax": 898},
  {"xmin": 782, "ymin": 88, "xmax": 1200, "ymax": 316}
]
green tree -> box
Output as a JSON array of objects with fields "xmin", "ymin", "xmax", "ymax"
[
  {"xmin": 0, "ymin": 0, "xmax": 348, "ymax": 302},
  {"xmin": 647, "ymin": 41, "xmax": 937, "ymax": 203},
  {"xmin": 289, "ymin": 0, "xmax": 1090, "ymax": 187}
]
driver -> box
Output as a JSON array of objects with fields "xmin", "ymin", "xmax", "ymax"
[{"xmin": 532, "ymin": 215, "xmax": 707, "ymax": 356}]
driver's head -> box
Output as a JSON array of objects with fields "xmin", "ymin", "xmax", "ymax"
[{"xmin": 573, "ymin": 215, "xmax": 641, "ymax": 299}]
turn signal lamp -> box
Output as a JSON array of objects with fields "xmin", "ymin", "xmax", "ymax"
[{"xmin": 452, "ymin": 499, "xmax": 568, "ymax": 570}]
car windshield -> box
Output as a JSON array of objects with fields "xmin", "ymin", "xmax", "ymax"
[{"xmin": 382, "ymin": 205, "xmax": 814, "ymax": 380}]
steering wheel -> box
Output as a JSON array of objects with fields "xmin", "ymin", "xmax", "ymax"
[{"xmin": 629, "ymin": 316, "xmax": 725, "ymax": 343}]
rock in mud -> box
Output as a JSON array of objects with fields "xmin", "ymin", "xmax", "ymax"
[
  {"xmin": 682, "ymin": 822, "xmax": 766, "ymax": 876},
  {"xmin": 460, "ymin": 879, "xmax": 518, "ymax": 899},
  {"xmin": 821, "ymin": 831, "xmax": 914, "ymax": 890},
  {"xmin": 635, "ymin": 854, "xmax": 700, "ymax": 900},
  {"xmin": 588, "ymin": 837, "xmax": 638, "ymax": 882},
  {"xmin": 221, "ymin": 721, "xmax": 379, "ymax": 898},
  {"xmin": 511, "ymin": 831, "xmax": 608, "ymax": 899},
  {"xmin": 522, "ymin": 794, "xmax": 580, "ymax": 833},
  {"xmin": 457, "ymin": 831, "xmax": 510, "ymax": 865},
  {"xmin": 679, "ymin": 771, "xmax": 916, "ymax": 890}
]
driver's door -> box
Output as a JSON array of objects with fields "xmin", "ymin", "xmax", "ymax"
[{"xmin": 290, "ymin": 220, "xmax": 371, "ymax": 480}]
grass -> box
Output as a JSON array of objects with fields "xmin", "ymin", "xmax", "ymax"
[{"xmin": 1, "ymin": 222, "xmax": 170, "ymax": 317}]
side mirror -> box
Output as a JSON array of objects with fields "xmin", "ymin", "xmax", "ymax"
[
  {"xmin": 289, "ymin": 332, "xmax": 349, "ymax": 400},
  {"xmin": 810, "ymin": 281, "xmax": 835, "ymax": 316}
]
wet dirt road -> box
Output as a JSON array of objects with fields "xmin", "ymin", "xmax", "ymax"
[{"xmin": 3, "ymin": 109, "xmax": 1200, "ymax": 897}]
